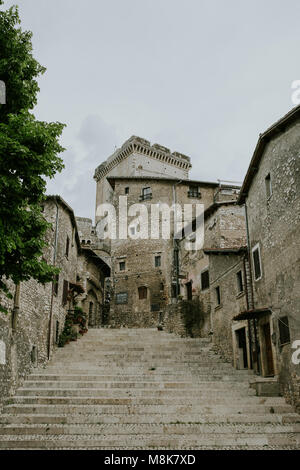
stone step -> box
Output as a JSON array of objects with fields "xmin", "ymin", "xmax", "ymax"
[
  {"xmin": 3, "ymin": 403, "xmax": 293, "ymax": 415},
  {"xmin": 0, "ymin": 327, "xmax": 298, "ymax": 450},
  {"xmin": 0, "ymin": 433, "xmax": 299, "ymax": 449},
  {"xmin": 1, "ymin": 412, "xmax": 299, "ymax": 425},
  {"xmin": 21, "ymin": 380, "xmax": 256, "ymax": 390},
  {"xmin": 27, "ymin": 374, "xmax": 254, "ymax": 384},
  {"xmin": 1, "ymin": 422, "xmax": 300, "ymax": 436},
  {"xmin": 13, "ymin": 388, "xmax": 258, "ymax": 398},
  {"xmin": 7, "ymin": 395, "xmax": 285, "ymax": 406},
  {"xmin": 34, "ymin": 367, "xmax": 253, "ymax": 376}
]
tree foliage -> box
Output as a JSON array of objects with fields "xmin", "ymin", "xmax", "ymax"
[{"xmin": 0, "ymin": 1, "xmax": 65, "ymax": 301}]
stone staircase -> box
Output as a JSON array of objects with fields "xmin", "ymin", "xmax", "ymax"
[{"xmin": 0, "ymin": 328, "xmax": 299, "ymax": 449}]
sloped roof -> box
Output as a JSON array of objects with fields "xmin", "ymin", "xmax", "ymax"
[{"xmin": 238, "ymin": 105, "xmax": 300, "ymax": 204}]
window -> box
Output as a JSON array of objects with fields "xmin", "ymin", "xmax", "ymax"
[
  {"xmin": 151, "ymin": 304, "xmax": 160, "ymax": 311},
  {"xmin": 155, "ymin": 255, "xmax": 161, "ymax": 267},
  {"xmin": 138, "ymin": 286, "xmax": 147, "ymax": 300},
  {"xmin": 53, "ymin": 274, "xmax": 59, "ymax": 296},
  {"xmin": 119, "ymin": 261, "xmax": 126, "ymax": 271},
  {"xmin": 65, "ymin": 235, "xmax": 70, "ymax": 258},
  {"xmin": 278, "ymin": 316, "xmax": 290, "ymax": 345},
  {"xmin": 129, "ymin": 226, "xmax": 135, "ymax": 236},
  {"xmin": 62, "ymin": 280, "xmax": 69, "ymax": 306},
  {"xmin": 55, "ymin": 321, "xmax": 60, "ymax": 344},
  {"xmin": 125, "ymin": 187, "xmax": 129, "ymax": 195},
  {"xmin": 201, "ymin": 269, "xmax": 210, "ymax": 290},
  {"xmin": 188, "ymin": 185, "xmax": 201, "ymax": 198},
  {"xmin": 160, "ymin": 283, "xmax": 164, "ymax": 291},
  {"xmin": 252, "ymin": 244, "xmax": 262, "ymax": 280},
  {"xmin": 31, "ymin": 346, "xmax": 37, "ymax": 365},
  {"xmin": 236, "ymin": 270, "xmax": 244, "ymax": 293},
  {"xmin": 265, "ymin": 173, "xmax": 272, "ymax": 199},
  {"xmin": 215, "ymin": 286, "xmax": 221, "ymax": 306},
  {"xmin": 141, "ymin": 187, "xmax": 152, "ymax": 200},
  {"xmin": 116, "ymin": 292, "xmax": 128, "ymax": 304}
]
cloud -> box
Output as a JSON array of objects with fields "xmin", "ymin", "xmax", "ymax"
[{"xmin": 46, "ymin": 115, "xmax": 119, "ymax": 221}]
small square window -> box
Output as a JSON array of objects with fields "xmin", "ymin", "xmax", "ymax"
[
  {"xmin": 188, "ymin": 186, "xmax": 201, "ymax": 198},
  {"xmin": 236, "ymin": 270, "xmax": 244, "ymax": 293},
  {"xmin": 141, "ymin": 187, "xmax": 152, "ymax": 200},
  {"xmin": 116, "ymin": 292, "xmax": 128, "ymax": 304},
  {"xmin": 138, "ymin": 286, "xmax": 147, "ymax": 300},
  {"xmin": 125, "ymin": 187, "xmax": 129, "ymax": 195},
  {"xmin": 155, "ymin": 255, "xmax": 161, "ymax": 267},
  {"xmin": 119, "ymin": 261, "xmax": 126, "ymax": 271}
]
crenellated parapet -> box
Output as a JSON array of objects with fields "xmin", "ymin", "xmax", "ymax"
[{"xmin": 93, "ymin": 135, "xmax": 192, "ymax": 181}]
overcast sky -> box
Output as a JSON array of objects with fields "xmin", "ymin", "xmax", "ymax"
[{"xmin": 3, "ymin": 0, "xmax": 300, "ymax": 221}]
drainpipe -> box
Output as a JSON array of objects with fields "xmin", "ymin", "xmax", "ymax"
[
  {"xmin": 244, "ymin": 201, "xmax": 260, "ymax": 374},
  {"xmin": 243, "ymin": 255, "xmax": 253, "ymax": 369},
  {"xmin": 47, "ymin": 198, "xmax": 59, "ymax": 360},
  {"xmin": 172, "ymin": 180, "xmax": 182, "ymax": 299}
]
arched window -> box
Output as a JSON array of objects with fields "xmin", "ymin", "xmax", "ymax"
[{"xmin": 138, "ymin": 286, "xmax": 147, "ymax": 300}]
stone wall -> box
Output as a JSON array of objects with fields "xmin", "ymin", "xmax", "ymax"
[
  {"xmin": 245, "ymin": 118, "xmax": 300, "ymax": 409},
  {"xmin": 209, "ymin": 253, "xmax": 249, "ymax": 364},
  {"xmin": 0, "ymin": 196, "xmax": 109, "ymax": 407}
]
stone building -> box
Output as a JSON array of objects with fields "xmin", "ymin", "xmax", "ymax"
[
  {"xmin": 168, "ymin": 195, "xmax": 248, "ymax": 341},
  {"xmin": 94, "ymin": 135, "xmax": 192, "ymax": 219},
  {"xmin": 100, "ymin": 172, "xmax": 242, "ymax": 327},
  {"xmin": 237, "ymin": 105, "xmax": 300, "ymax": 408},
  {"xmin": 0, "ymin": 196, "xmax": 110, "ymax": 405}
]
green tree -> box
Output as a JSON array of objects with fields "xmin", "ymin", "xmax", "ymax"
[{"xmin": 0, "ymin": 1, "xmax": 65, "ymax": 307}]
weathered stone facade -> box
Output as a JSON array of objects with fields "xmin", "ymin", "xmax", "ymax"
[
  {"xmin": 238, "ymin": 107, "xmax": 300, "ymax": 410},
  {"xmin": 0, "ymin": 196, "xmax": 110, "ymax": 406},
  {"xmin": 103, "ymin": 175, "xmax": 239, "ymax": 328}
]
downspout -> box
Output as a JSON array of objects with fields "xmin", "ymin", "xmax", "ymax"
[
  {"xmin": 243, "ymin": 255, "xmax": 253, "ymax": 369},
  {"xmin": 47, "ymin": 198, "xmax": 59, "ymax": 360},
  {"xmin": 244, "ymin": 200, "xmax": 260, "ymax": 374},
  {"xmin": 172, "ymin": 180, "xmax": 182, "ymax": 299}
]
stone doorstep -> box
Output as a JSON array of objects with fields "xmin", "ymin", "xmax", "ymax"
[{"xmin": 250, "ymin": 376, "xmax": 281, "ymax": 397}]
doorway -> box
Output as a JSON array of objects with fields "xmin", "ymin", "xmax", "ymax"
[
  {"xmin": 186, "ymin": 282, "xmax": 192, "ymax": 300},
  {"xmin": 262, "ymin": 322, "xmax": 275, "ymax": 376},
  {"xmin": 236, "ymin": 327, "xmax": 248, "ymax": 369}
]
